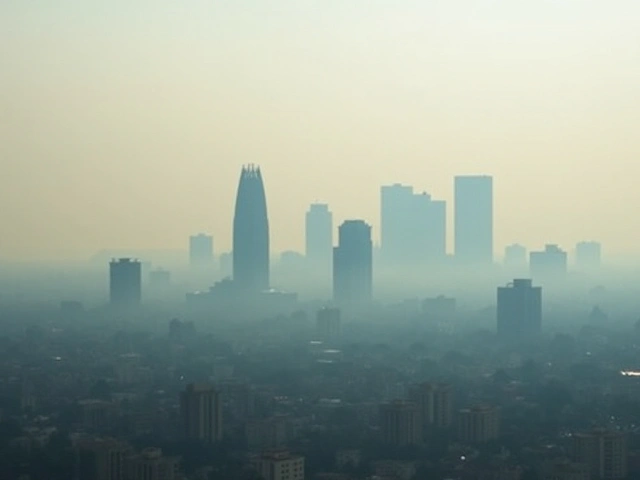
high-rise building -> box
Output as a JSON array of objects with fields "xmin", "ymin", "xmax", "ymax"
[
  {"xmin": 380, "ymin": 400, "xmax": 422, "ymax": 446},
  {"xmin": 125, "ymin": 448, "xmax": 180, "ymax": 480},
  {"xmin": 189, "ymin": 234, "xmax": 213, "ymax": 267},
  {"xmin": 497, "ymin": 279, "xmax": 542, "ymax": 337},
  {"xmin": 180, "ymin": 383, "xmax": 223, "ymax": 444},
  {"xmin": 109, "ymin": 258, "xmax": 141, "ymax": 307},
  {"xmin": 380, "ymin": 184, "xmax": 446, "ymax": 266},
  {"xmin": 233, "ymin": 165, "xmax": 270, "ymax": 292},
  {"xmin": 316, "ymin": 307, "xmax": 341, "ymax": 340},
  {"xmin": 572, "ymin": 429, "xmax": 628, "ymax": 479},
  {"xmin": 407, "ymin": 382, "xmax": 453, "ymax": 430},
  {"xmin": 454, "ymin": 176, "xmax": 493, "ymax": 264},
  {"xmin": 457, "ymin": 405, "xmax": 500, "ymax": 443},
  {"xmin": 306, "ymin": 203, "xmax": 333, "ymax": 267},
  {"xmin": 504, "ymin": 244, "xmax": 527, "ymax": 269},
  {"xmin": 251, "ymin": 451, "xmax": 305, "ymax": 480},
  {"xmin": 530, "ymin": 244, "xmax": 567, "ymax": 279},
  {"xmin": 333, "ymin": 220, "xmax": 373, "ymax": 305},
  {"xmin": 575, "ymin": 241, "xmax": 602, "ymax": 270},
  {"xmin": 77, "ymin": 437, "xmax": 132, "ymax": 480}
]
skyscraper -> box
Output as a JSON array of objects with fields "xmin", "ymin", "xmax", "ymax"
[
  {"xmin": 333, "ymin": 220, "xmax": 373, "ymax": 305},
  {"xmin": 109, "ymin": 258, "xmax": 141, "ymax": 307},
  {"xmin": 454, "ymin": 176, "xmax": 493, "ymax": 264},
  {"xmin": 497, "ymin": 279, "xmax": 542, "ymax": 337},
  {"xmin": 180, "ymin": 383, "xmax": 223, "ymax": 443},
  {"xmin": 232, "ymin": 165, "xmax": 270, "ymax": 292},
  {"xmin": 305, "ymin": 203, "xmax": 333, "ymax": 267},
  {"xmin": 380, "ymin": 184, "xmax": 446, "ymax": 266},
  {"xmin": 189, "ymin": 234, "xmax": 213, "ymax": 267}
]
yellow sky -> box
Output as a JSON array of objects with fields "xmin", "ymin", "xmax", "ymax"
[{"xmin": 2, "ymin": 1, "xmax": 640, "ymax": 260}]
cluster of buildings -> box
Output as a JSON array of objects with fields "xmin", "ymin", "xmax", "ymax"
[{"xmin": 107, "ymin": 165, "xmax": 602, "ymax": 313}]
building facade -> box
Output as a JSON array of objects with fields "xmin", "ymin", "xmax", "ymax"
[
  {"xmin": 457, "ymin": 405, "xmax": 500, "ymax": 443},
  {"xmin": 109, "ymin": 258, "xmax": 142, "ymax": 307},
  {"xmin": 407, "ymin": 382, "xmax": 453, "ymax": 430},
  {"xmin": 497, "ymin": 279, "xmax": 542, "ymax": 337},
  {"xmin": 233, "ymin": 165, "xmax": 270, "ymax": 292},
  {"xmin": 380, "ymin": 184, "xmax": 446, "ymax": 267},
  {"xmin": 380, "ymin": 400, "xmax": 422, "ymax": 446},
  {"xmin": 454, "ymin": 176, "xmax": 493, "ymax": 265},
  {"xmin": 333, "ymin": 220, "xmax": 373, "ymax": 306},
  {"xmin": 305, "ymin": 203, "xmax": 333, "ymax": 267},
  {"xmin": 180, "ymin": 383, "xmax": 223, "ymax": 444},
  {"xmin": 529, "ymin": 244, "xmax": 568, "ymax": 280},
  {"xmin": 572, "ymin": 429, "xmax": 628, "ymax": 479},
  {"xmin": 252, "ymin": 451, "xmax": 305, "ymax": 480}
]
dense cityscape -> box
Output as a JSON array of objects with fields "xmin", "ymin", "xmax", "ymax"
[{"xmin": 1, "ymin": 163, "xmax": 639, "ymax": 480}]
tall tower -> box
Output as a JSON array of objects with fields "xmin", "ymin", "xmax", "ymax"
[
  {"xmin": 109, "ymin": 258, "xmax": 141, "ymax": 307},
  {"xmin": 333, "ymin": 220, "xmax": 373, "ymax": 306},
  {"xmin": 180, "ymin": 383, "xmax": 223, "ymax": 443},
  {"xmin": 454, "ymin": 175, "xmax": 493, "ymax": 265},
  {"xmin": 305, "ymin": 203, "xmax": 333, "ymax": 267},
  {"xmin": 232, "ymin": 165, "xmax": 270, "ymax": 292}
]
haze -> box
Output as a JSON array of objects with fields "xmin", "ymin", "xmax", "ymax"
[{"xmin": 3, "ymin": 0, "xmax": 640, "ymax": 260}]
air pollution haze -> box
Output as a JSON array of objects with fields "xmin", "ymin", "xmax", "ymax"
[
  {"xmin": 5, "ymin": 3, "xmax": 640, "ymax": 480},
  {"xmin": 2, "ymin": 0, "xmax": 640, "ymax": 260}
]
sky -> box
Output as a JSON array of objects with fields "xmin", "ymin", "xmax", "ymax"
[{"xmin": 2, "ymin": 0, "xmax": 640, "ymax": 260}]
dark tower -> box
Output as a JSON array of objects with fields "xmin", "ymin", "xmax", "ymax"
[{"xmin": 232, "ymin": 165, "xmax": 270, "ymax": 292}]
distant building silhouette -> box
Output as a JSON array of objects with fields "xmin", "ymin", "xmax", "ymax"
[
  {"xmin": 333, "ymin": 220, "xmax": 373, "ymax": 306},
  {"xmin": 189, "ymin": 233, "xmax": 213, "ymax": 267},
  {"xmin": 576, "ymin": 241, "xmax": 602, "ymax": 270},
  {"xmin": 305, "ymin": 203, "xmax": 333, "ymax": 268},
  {"xmin": 457, "ymin": 405, "xmax": 500, "ymax": 443},
  {"xmin": 497, "ymin": 279, "xmax": 542, "ymax": 337},
  {"xmin": 454, "ymin": 176, "xmax": 493, "ymax": 265},
  {"xmin": 504, "ymin": 243, "xmax": 527, "ymax": 269},
  {"xmin": 380, "ymin": 184, "xmax": 446, "ymax": 266},
  {"xmin": 380, "ymin": 400, "xmax": 422, "ymax": 446},
  {"xmin": 530, "ymin": 244, "xmax": 567, "ymax": 279},
  {"xmin": 109, "ymin": 258, "xmax": 141, "ymax": 307},
  {"xmin": 233, "ymin": 165, "xmax": 270, "ymax": 292},
  {"xmin": 572, "ymin": 429, "xmax": 628, "ymax": 479},
  {"xmin": 407, "ymin": 382, "xmax": 453, "ymax": 430},
  {"xmin": 180, "ymin": 383, "xmax": 223, "ymax": 443}
]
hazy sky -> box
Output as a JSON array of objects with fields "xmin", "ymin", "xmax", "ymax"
[{"xmin": 2, "ymin": 1, "xmax": 640, "ymax": 260}]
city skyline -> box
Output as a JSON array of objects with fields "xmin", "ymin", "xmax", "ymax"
[{"xmin": 3, "ymin": 1, "xmax": 640, "ymax": 260}]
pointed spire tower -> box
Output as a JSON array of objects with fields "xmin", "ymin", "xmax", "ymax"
[{"xmin": 232, "ymin": 165, "xmax": 270, "ymax": 292}]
